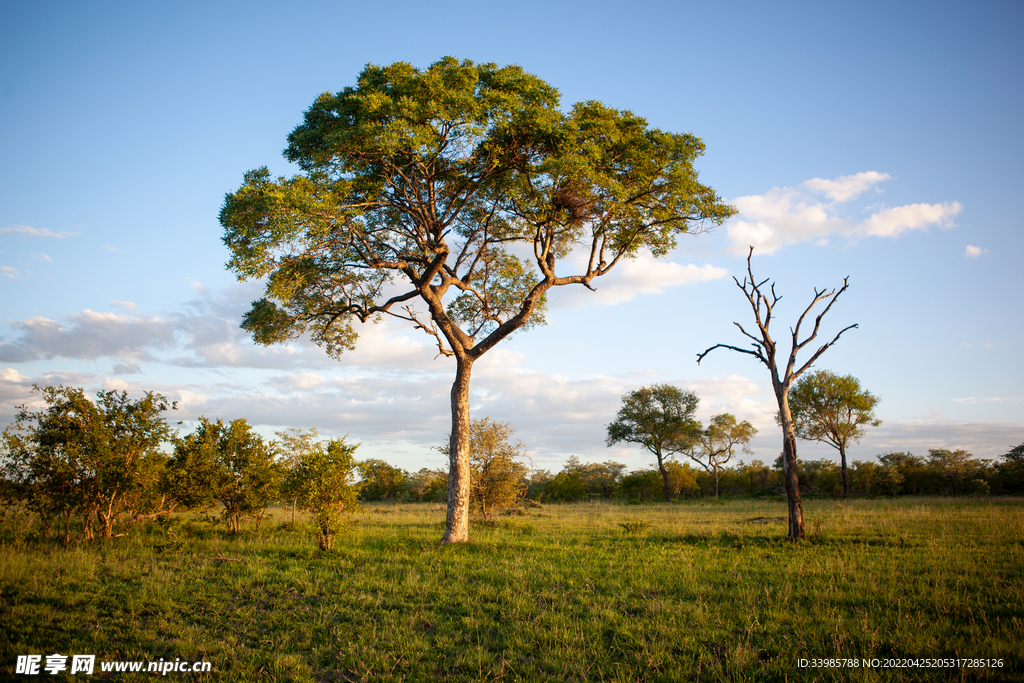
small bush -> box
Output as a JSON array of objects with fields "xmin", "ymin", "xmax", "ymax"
[{"xmin": 618, "ymin": 520, "xmax": 651, "ymax": 535}]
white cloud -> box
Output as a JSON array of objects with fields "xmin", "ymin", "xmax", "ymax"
[
  {"xmin": 965, "ymin": 245, "xmax": 988, "ymax": 258},
  {"xmin": 2, "ymin": 266, "xmax": 29, "ymax": 279},
  {"xmin": 858, "ymin": 202, "xmax": 961, "ymax": 238},
  {"xmin": 0, "ymin": 225, "xmax": 77, "ymax": 238},
  {"xmin": 725, "ymin": 172, "xmax": 962, "ymax": 254},
  {"xmin": 267, "ymin": 371, "xmax": 327, "ymax": 392},
  {"xmin": 0, "ymin": 310, "xmax": 176, "ymax": 363},
  {"xmin": 187, "ymin": 278, "xmax": 209, "ymax": 294},
  {"xmin": 103, "ymin": 245, "xmax": 119, "ymax": 252},
  {"xmin": 549, "ymin": 248, "xmax": 729, "ymax": 308},
  {"xmin": 0, "ymin": 368, "xmax": 30, "ymax": 383},
  {"xmin": 801, "ymin": 171, "xmax": 890, "ymax": 202},
  {"xmin": 110, "ymin": 299, "xmax": 139, "ymax": 312},
  {"xmin": 101, "ymin": 377, "xmax": 132, "ymax": 392}
]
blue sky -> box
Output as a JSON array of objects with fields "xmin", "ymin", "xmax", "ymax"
[{"xmin": 2, "ymin": 0, "xmax": 1022, "ymax": 472}]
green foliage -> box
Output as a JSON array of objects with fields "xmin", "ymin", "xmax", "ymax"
[
  {"xmin": 619, "ymin": 469, "xmax": 665, "ymax": 502},
  {"xmin": 1, "ymin": 385, "xmax": 174, "ymax": 542},
  {"xmin": 220, "ymin": 58, "xmax": 734, "ymax": 357},
  {"xmin": 220, "ymin": 57, "xmax": 733, "ymax": 542},
  {"xmin": 787, "ymin": 370, "xmax": 880, "ymax": 495},
  {"xmin": 788, "ymin": 371, "xmax": 881, "ymax": 445},
  {"xmin": 607, "ymin": 385, "xmax": 700, "ymax": 502},
  {"xmin": 996, "ymin": 442, "xmax": 1024, "ymax": 493},
  {"xmin": 274, "ymin": 427, "xmax": 320, "ymax": 527},
  {"xmin": 606, "ymin": 385, "xmax": 700, "ymax": 456},
  {"xmin": 467, "ymin": 418, "xmax": 529, "ymax": 520},
  {"xmin": 289, "ymin": 437, "xmax": 361, "ymax": 550},
  {"xmin": 168, "ymin": 417, "xmax": 282, "ymax": 533},
  {"xmin": 685, "ymin": 413, "xmax": 757, "ymax": 497},
  {"xmin": 406, "ymin": 467, "xmax": 448, "ymax": 502},
  {"xmin": 927, "ymin": 448, "xmax": 982, "ymax": 497},
  {"xmin": 543, "ymin": 470, "xmax": 588, "ymax": 502},
  {"xmin": 877, "ymin": 451, "xmax": 926, "ymax": 495},
  {"xmin": 357, "ymin": 458, "xmax": 409, "ymax": 501}
]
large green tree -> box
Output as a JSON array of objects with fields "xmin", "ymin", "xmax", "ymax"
[
  {"xmin": 606, "ymin": 384, "xmax": 700, "ymax": 502},
  {"xmin": 220, "ymin": 57, "xmax": 734, "ymax": 543},
  {"xmin": 787, "ymin": 370, "xmax": 880, "ymax": 496}
]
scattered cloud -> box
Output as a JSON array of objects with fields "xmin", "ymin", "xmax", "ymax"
[
  {"xmin": 953, "ymin": 396, "xmax": 1020, "ymax": 405},
  {"xmin": 965, "ymin": 245, "xmax": 988, "ymax": 258},
  {"xmin": 0, "ymin": 225, "xmax": 77, "ymax": 238},
  {"xmin": 859, "ymin": 202, "xmax": 961, "ymax": 238},
  {"xmin": 266, "ymin": 371, "xmax": 327, "ymax": 392},
  {"xmin": 34, "ymin": 253, "xmax": 53, "ymax": 263},
  {"xmin": 801, "ymin": 171, "xmax": 890, "ymax": 202},
  {"xmin": 187, "ymin": 279, "xmax": 209, "ymax": 294},
  {"xmin": 1, "ymin": 265, "xmax": 29, "ymax": 279},
  {"xmin": 0, "ymin": 310, "xmax": 176, "ymax": 364},
  {"xmin": 110, "ymin": 299, "xmax": 139, "ymax": 312},
  {"xmin": 112, "ymin": 361, "xmax": 143, "ymax": 375},
  {"xmin": 724, "ymin": 172, "xmax": 962, "ymax": 254},
  {"xmin": 549, "ymin": 249, "xmax": 729, "ymax": 308},
  {"xmin": 103, "ymin": 245, "xmax": 119, "ymax": 252}
]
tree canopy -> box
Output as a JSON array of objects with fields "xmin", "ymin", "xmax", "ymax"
[
  {"xmin": 685, "ymin": 413, "xmax": 757, "ymax": 498},
  {"xmin": 220, "ymin": 57, "xmax": 735, "ymax": 542},
  {"xmin": 288, "ymin": 437, "xmax": 361, "ymax": 550},
  {"xmin": 606, "ymin": 384, "xmax": 700, "ymax": 502},
  {"xmin": 787, "ymin": 370, "xmax": 880, "ymax": 496},
  {"xmin": 167, "ymin": 417, "xmax": 281, "ymax": 533}
]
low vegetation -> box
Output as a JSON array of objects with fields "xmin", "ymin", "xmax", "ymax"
[
  {"xmin": 1, "ymin": 498, "xmax": 1021, "ymax": 681},
  {"xmin": 3, "ymin": 383, "xmax": 1023, "ymax": 679}
]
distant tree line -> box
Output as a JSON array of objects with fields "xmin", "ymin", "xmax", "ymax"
[{"xmin": 3, "ymin": 384, "xmax": 1022, "ymax": 547}]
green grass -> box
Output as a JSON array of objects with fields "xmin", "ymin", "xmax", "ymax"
[{"xmin": 2, "ymin": 498, "xmax": 1022, "ymax": 681}]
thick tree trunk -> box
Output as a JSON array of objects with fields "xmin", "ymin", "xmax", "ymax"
[
  {"xmin": 782, "ymin": 428, "xmax": 805, "ymax": 540},
  {"xmin": 840, "ymin": 444, "xmax": 849, "ymax": 497},
  {"xmin": 657, "ymin": 452, "xmax": 672, "ymax": 502},
  {"xmin": 777, "ymin": 392, "xmax": 805, "ymax": 540},
  {"xmin": 441, "ymin": 357, "xmax": 473, "ymax": 543}
]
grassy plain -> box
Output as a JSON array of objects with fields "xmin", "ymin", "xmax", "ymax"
[{"xmin": 1, "ymin": 497, "xmax": 1022, "ymax": 681}]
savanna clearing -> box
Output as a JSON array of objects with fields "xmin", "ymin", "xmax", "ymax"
[{"xmin": 2, "ymin": 497, "xmax": 1022, "ymax": 682}]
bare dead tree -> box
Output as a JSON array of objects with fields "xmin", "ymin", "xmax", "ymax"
[{"xmin": 697, "ymin": 247, "xmax": 857, "ymax": 540}]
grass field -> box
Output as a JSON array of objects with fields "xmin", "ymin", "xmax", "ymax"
[{"xmin": 2, "ymin": 497, "xmax": 1022, "ymax": 681}]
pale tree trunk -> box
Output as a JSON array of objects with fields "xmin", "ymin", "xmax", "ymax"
[
  {"xmin": 777, "ymin": 391, "xmax": 805, "ymax": 540},
  {"xmin": 714, "ymin": 464, "xmax": 721, "ymax": 498},
  {"xmin": 442, "ymin": 356, "xmax": 473, "ymax": 544}
]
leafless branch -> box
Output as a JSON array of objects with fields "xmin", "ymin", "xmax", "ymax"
[{"xmin": 402, "ymin": 305, "xmax": 454, "ymax": 358}]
